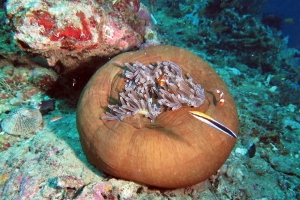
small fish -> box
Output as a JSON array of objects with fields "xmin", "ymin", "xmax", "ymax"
[
  {"xmin": 157, "ymin": 73, "xmax": 167, "ymax": 87},
  {"xmin": 50, "ymin": 116, "xmax": 63, "ymax": 122},
  {"xmin": 215, "ymin": 89, "xmax": 225, "ymax": 106},
  {"xmin": 284, "ymin": 18, "xmax": 294, "ymax": 24},
  {"xmin": 189, "ymin": 111, "xmax": 237, "ymax": 138},
  {"xmin": 248, "ymin": 143, "xmax": 256, "ymax": 158}
]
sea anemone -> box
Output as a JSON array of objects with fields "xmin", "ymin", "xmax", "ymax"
[{"xmin": 76, "ymin": 45, "xmax": 238, "ymax": 188}]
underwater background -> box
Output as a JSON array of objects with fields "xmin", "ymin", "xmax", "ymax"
[{"xmin": 0, "ymin": 0, "xmax": 299, "ymax": 199}]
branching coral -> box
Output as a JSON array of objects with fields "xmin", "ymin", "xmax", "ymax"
[
  {"xmin": 0, "ymin": 77, "xmax": 12, "ymax": 92},
  {"xmin": 204, "ymin": 0, "xmax": 269, "ymax": 18}
]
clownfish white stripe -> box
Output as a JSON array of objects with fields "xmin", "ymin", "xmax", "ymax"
[{"xmin": 189, "ymin": 111, "xmax": 237, "ymax": 139}]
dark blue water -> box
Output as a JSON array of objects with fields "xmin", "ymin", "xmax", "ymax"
[{"xmin": 264, "ymin": 0, "xmax": 300, "ymax": 49}]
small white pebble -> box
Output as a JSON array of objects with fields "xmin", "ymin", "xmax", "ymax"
[
  {"xmin": 235, "ymin": 147, "xmax": 247, "ymax": 155},
  {"xmin": 268, "ymin": 86, "xmax": 277, "ymax": 93},
  {"xmin": 228, "ymin": 67, "xmax": 242, "ymax": 75}
]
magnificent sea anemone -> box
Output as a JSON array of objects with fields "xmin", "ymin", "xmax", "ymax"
[{"xmin": 76, "ymin": 45, "xmax": 238, "ymax": 188}]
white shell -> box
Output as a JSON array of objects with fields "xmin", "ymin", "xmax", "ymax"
[{"xmin": 1, "ymin": 107, "xmax": 42, "ymax": 135}]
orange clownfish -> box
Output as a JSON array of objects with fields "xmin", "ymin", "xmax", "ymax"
[
  {"xmin": 216, "ymin": 89, "xmax": 225, "ymax": 106},
  {"xmin": 157, "ymin": 73, "xmax": 167, "ymax": 87}
]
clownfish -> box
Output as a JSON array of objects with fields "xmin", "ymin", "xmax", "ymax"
[
  {"xmin": 189, "ymin": 111, "xmax": 237, "ymax": 138},
  {"xmin": 157, "ymin": 74, "xmax": 167, "ymax": 87}
]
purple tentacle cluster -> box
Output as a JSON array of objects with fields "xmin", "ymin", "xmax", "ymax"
[{"xmin": 102, "ymin": 61, "xmax": 205, "ymax": 122}]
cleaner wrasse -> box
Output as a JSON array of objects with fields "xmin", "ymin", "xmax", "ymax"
[{"xmin": 189, "ymin": 111, "xmax": 237, "ymax": 138}]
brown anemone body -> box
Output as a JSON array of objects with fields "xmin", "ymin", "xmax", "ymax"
[{"xmin": 76, "ymin": 45, "xmax": 238, "ymax": 188}]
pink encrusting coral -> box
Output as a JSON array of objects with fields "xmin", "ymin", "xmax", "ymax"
[{"xmin": 5, "ymin": 0, "xmax": 160, "ymax": 70}]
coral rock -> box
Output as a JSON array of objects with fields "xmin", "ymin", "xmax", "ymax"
[
  {"xmin": 6, "ymin": 0, "xmax": 158, "ymax": 71},
  {"xmin": 76, "ymin": 45, "xmax": 239, "ymax": 188},
  {"xmin": 1, "ymin": 107, "xmax": 42, "ymax": 136}
]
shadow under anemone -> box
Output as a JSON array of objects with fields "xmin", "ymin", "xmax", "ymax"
[{"xmin": 76, "ymin": 45, "xmax": 239, "ymax": 188}]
